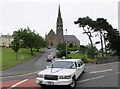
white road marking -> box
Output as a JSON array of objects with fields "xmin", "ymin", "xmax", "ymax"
[
  {"xmin": 77, "ymin": 76, "xmax": 104, "ymax": 83},
  {"xmin": 2, "ymin": 70, "xmax": 41, "ymax": 78},
  {"xmin": 7, "ymin": 79, "xmax": 28, "ymax": 89},
  {"xmin": 90, "ymin": 69, "xmax": 113, "ymax": 74}
]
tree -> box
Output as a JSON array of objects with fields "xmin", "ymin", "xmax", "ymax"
[
  {"xmin": 16, "ymin": 27, "xmax": 40, "ymax": 55},
  {"xmin": 34, "ymin": 34, "xmax": 44, "ymax": 52},
  {"xmin": 106, "ymin": 28, "xmax": 120, "ymax": 56},
  {"xmin": 15, "ymin": 27, "xmax": 46, "ymax": 55},
  {"xmin": 16, "ymin": 27, "xmax": 37, "ymax": 55},
  {"xmin": 74, "ymin": 16, "xmax": 94, "ymax": 48},
  {"xmin": 93, "ymin": 18, "xmax": 109, "ymax": 57},
  {"xmin": 56, "ymin": 43, "xmax": 69, "ymax": 58},
  {"xmin": 80, "ymin": 45, "xmax": 87, "ymax": 53},
  {"xmin": 75, "ymin": 16, "xmax": 120, "ymax": 57},
  {"xmin": 11, "ymin": 36, "xmax": 20, "ymax": 60},
  {"xmin": 86, "ymin": 44, "xmax": 97, "ymax": 59},
  {"xmin": 94, "ymin": 18, "xmax": 120, "ymax": 57}
]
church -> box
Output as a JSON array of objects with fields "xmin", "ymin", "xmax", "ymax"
[{"xmin": 46, "ymin": 5, "xmax": 80, "ymax": 48}]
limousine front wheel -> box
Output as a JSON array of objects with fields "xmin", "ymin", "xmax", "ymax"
[{"xmin": 69, "ymin": 78, "xmax": 76, "ymax": 88}]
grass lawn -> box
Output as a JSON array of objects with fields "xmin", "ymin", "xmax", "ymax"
[
  {"xmin": 1, "ymin": 47, "xmax": 40, "ymax": 70},
  {"xmin": 68, "ymin": 53, "xmax": 85, "ymax": 59},
  {"xmin": 68, "ymin": 53, "xmax": 94, "ymax": 63}
]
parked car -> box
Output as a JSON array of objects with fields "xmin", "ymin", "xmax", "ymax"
[
  {"xmin": 47, "ymin": 55, "xmax": 54, "ymax": 62},
  {"xmin": 75, "ymin": 50, "xmax": 79, "ymax": 53},
  {"xmin": 50, "ymin": 53, "xmax": 55, "ymax": 58},
  {"xmin": 47, "ymin": 46, "xmax": 51, "ymax": 49},
  {"xmin": 36, "ymin": 59, "xmax": 85, "ymax": 88}
]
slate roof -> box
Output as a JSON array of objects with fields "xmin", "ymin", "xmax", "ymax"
[{"xmin": 64, "ymin": 35, "xmax": 79, "ymax": 42}]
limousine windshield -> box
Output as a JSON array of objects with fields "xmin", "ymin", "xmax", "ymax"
[{"xmin": 50, "ymin": 61, "xmax": 75, "ymax": 69}]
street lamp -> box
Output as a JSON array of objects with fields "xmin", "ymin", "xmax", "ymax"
[{"xmin": 65, "ymin": 29, "xmax": 67, "ymax": 58}]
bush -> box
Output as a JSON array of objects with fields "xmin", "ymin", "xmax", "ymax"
[
  {"xmin": 68, "ymin": 47, "xmax": 79, "ymax": 51},
  {"xmin": 56, "ymin": 50, "xmax": 70, "ymax": 58},
  {"xmin": 56, "ymin": 52, "xmax": 61, "ymax": 58},
  {"xmin": 86, "ymin": 46, "xmax": 97, "ymax": 59},
  {"xmin": 57, "ymin": 43, "xmax": 66, "ymax": 51},
  {"xmin": 69, "ymin": 43, "xmax": 73, "ymax": 48},
  {"xmin": 56, "ymin": 50, "xmax": 66, "ymax": 58},
  {"xmin": 81, "ymin": 56, "xmax": 88, "ymax": 63}
]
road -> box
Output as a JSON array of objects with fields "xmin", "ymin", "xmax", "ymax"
[{"xmin": 1, "ymin": 48, "xmax": 119, "ymax": 89}]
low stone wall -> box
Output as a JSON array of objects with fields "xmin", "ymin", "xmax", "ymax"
[{"xmin": 94, "ymin": 56, "xmax": 119, "ymax": 64}]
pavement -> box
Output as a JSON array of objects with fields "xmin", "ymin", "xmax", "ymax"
[{"xmin": 1, "ymin": 50, "xmax": 46, "ymax": 77}]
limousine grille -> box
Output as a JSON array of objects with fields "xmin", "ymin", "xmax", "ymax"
[{"xmin": 44, "ymin": 75, "xmax": 58, "ymax": 80}]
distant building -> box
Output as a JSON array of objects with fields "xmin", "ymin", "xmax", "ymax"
[
  {"xmin": 0, "ymin": 33, "xmax": 14, "ymax": 47},
  {"xmin": 64, "ymin": 35, "xmax": 80, "ymax": 47},
  {"xmin": 46, "ymin": 5, "xmax": 80, "ymax": 47}
]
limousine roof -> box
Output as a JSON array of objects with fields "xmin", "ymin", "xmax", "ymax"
[{"xmin": 54, "ymin": 59, "xmax": 82, "ymax": 62}]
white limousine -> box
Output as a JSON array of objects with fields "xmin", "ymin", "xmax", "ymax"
[{"xmin": 36, "ymin": 59, "xmax": 85, "ymax": 88}]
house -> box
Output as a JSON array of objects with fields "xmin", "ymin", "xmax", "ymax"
[{"xmin": 0, "ymin": 33, "xmax": 14, "ymax": 47}]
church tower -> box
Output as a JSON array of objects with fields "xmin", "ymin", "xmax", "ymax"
[{"xmin": 56, "ymin": 5, "xmax": 64, "ymax": 44}]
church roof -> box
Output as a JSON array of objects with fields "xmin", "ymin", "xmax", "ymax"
[
  {"xmin": 48, "ymin": 29, "xmax": 56, "ymax": 35},
  {"xmin": 64, "ymin": 35, "xmax": 79, "ymax": 42}
]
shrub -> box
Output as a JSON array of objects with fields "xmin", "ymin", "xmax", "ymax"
[
  {"xmin": 81, "ymin": 56, "xmax": 88, "ymax": 63},
  {"xmin": 69, "ymin": 43, "xmax": 73, "ymax": 48},
  {"xmin": 68, "ymin": 47, "xmax": 79, "ymax": 51},
  {"xmin": 56, "ymin": 50, "xmax": 66, "ymax": 58},
  {"xmin": 56, "ymin": 50, "xmax": 70, "ymax": 58}
]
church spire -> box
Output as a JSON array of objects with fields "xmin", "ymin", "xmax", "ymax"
[
  {"xmin": 56, "ymin": 4, "xmax": 63, "ymax": 43},
  {"xmin": 57, "ymin": 4, "xmax": 62, "ymax": 23},
  {"xmin": 58, "ymin": 4, "xmax": 61, "ymax": 18}
]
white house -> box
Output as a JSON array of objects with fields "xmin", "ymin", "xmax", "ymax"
[{"xmin": 0, "ymin": 33, "xmax": 14, "ymax": 47}]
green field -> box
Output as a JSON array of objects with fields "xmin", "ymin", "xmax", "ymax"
[
  {"xmin": 68, "ymin": 53, "xmax": 85, "ymax": 59},
  {"xmin": 1, "ymin": 47, "xmax": 40, "ymax": 70},
  {"xmin": 68, "ymin": 53, "xmax": 94, "ymax": 63}
]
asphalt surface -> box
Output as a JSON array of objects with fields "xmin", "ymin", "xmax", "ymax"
[
  {"xmin": 2, "ymin": 62, "xmax": 119, "ymax": 89},
  {"xmin": 1, "ymin": 48, "xmax": 119, "ymax": 88},
  {"xmin": 76, "ymin": 62, "xmax": 118, "ymax": 87}
]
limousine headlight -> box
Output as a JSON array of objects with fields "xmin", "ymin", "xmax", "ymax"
[
  {"xmin": 59, "ymin": 75, "xmax": 71, "ymax": 79},
  {"xmin": 37, "ymin": 74, "xmax": 44, "ymax": 78}
]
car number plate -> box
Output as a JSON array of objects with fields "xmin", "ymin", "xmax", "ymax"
[{"xmin": 47, "ymin": 81, "xmax": 54, "ymax": 85}]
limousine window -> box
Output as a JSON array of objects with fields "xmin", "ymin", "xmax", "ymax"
[
  {"xmin": 77, "ymin": 62, "xmax": 81, "ymax": 67},
  {"xmin": 80, "ymin": 61, "xmax": 83, "ymax": 65},
  {"xmin": 51, "ymin": 61, "xmax": 74, "ymax": 69}
]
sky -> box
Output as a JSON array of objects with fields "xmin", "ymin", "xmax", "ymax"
[{"xmin": 0, "ymin": 0, "xmax": 119, "ymax": 49}]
